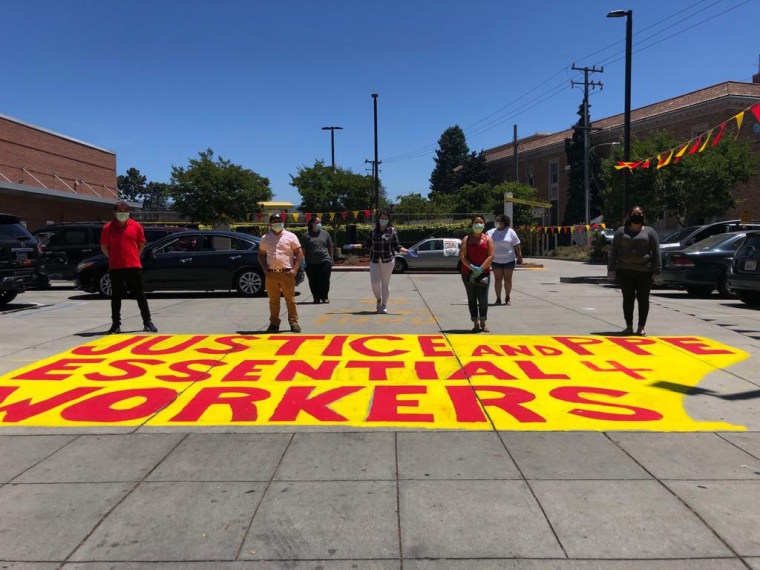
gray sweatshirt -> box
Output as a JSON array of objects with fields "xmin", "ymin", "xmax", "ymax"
[{"xmin": 608, "ymin": 225, "xmax": 662, "ymax": 274}]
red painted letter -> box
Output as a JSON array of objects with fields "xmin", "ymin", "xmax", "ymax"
[
  {"xmin": 366, "ymin": 385, "xmax": 433, "ymax": 423},
  {"xmin": 550, "ymin": 386, "xmax": 663, "ymax": 421},
  {"xmin": 170, "ymin": 387, "xmax": 271, "ymax": 422}
]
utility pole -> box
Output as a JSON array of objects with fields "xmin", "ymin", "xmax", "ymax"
[{"xmin": 571, "ymin": 64, "xmax": 603, "ymax": 227}]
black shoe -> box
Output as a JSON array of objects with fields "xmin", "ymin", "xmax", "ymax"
[
  {"xmin": 143, "ymin": 321, "xmax": 158, "ymax": 333},
  {"xmin": 266, "ymin": 324, "xmax": 279, "ymax": 333},
  {"xmin": 107, "ymin": 324, "xmax": 121, "ymax": 334},
  {"xmin": 290, "ymin": 323, "xmax": 301, "ymax": 333}
]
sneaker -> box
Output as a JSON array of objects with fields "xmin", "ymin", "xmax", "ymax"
[
  {"xmin": 636, "ymin": 327, "xmax": 646, "ymax": 336},
  {"xmin": 143, "ymin": 321, "xmax": 158, "ymax": 333},
  {"xmin": 290, "ymin": 323, "xmax": 301, "ymax": 333},
  {"xmin": 380, "ymin": 305, "xmax": 388, "ymax": 314},
  {"xmin": 376, "ymin": 299, "xmax": 382, "ymax": 312},
  {"xmin": 107, "ymin": 323, "xmax": 121, "ymax": 334},
  {"xmin": 266, "ymin": 324, "xmax": 279, "ymax": 333}
]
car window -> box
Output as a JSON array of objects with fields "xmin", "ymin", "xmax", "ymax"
[
  {"xmin": 740, "ymin": 235, "xmax": 760, "ymax": 252},
  {"xmin": 155, "ymin": 236, "xmax": 197, "ymax": 253},
  {"xmin": 685, "ymin": 234, "xmax": 741, "ymax": 252},
  {"xmin": 195, "ymin": 235, "xmax": 252, "ymax": 251},
  {"xmin": 0, "ymin": 223, "xmax": 33, "ymax": 239},
  {"xmin": 91, "ymin": 227, "xmax": 102, "ymax": 243},
  {"xmin": 661, "ymin": 226, "xmax": 698, "ymax": 244},
  {"xmin": 417, "ymin": 240, "xmax": 442, "ymax": 252},
  {"xmin": 61, "ymin": 229, "xmax": 89, "ymax": 245},
  {"xmin": 144, "ymin": 230, "xmax": 171, "ymax": 242}
]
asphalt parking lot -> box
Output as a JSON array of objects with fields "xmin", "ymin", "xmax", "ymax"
[{"xmin": 1, "ymin": 259, "xmax": 759, "ymax": 568}]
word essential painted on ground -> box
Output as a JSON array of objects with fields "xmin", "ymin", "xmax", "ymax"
[{"xmin": 0, "ymin": 334, "xmax": 748, "ymax": 430}]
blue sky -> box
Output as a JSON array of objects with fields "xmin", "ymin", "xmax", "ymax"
[{"xmin": 3, "ymin": 0, "xmax": 758, "ymax": 206}]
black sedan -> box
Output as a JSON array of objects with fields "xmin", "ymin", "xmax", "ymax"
[
  {"xmin": 74, "ymin": 230, "xmax": 303, "ymax": 298},
  {"xmin": 727, "ymin": 230, "xmax": 760, "ymax": 306},
  {"xmin": 660, "ymin": 231, "xmax": 746, "ymax": 298}
]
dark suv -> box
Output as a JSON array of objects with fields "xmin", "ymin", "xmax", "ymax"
[
  {"xmin": 728, "ymin": 231, "xmax": 760, "ymax": 306},
  {"xmin": 0, "ymin": 214, "xmax": 40, "ymax": 306},
  {"xmin": 33, "ymin": 223, "xmax": 188, "ymax": 280},
  {"xmin": 660, "ymin": 220, "xmax": 760, "ymax": 252}
]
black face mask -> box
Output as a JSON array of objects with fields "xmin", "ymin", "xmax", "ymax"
[{"xmin": 630, "ymin": 214, "xmax": 644, "ymax": 224}]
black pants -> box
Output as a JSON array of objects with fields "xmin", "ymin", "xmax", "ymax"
[
  {"xmin": 305, "ymin": 261, "xmax": 332, "ymax": 302},
  {"xmin": 617, "ymin": 269, "xmax": 652, "ymax": 327},
  {"xmin": 110, "ymin": 267, "xmax": 151, "ymax": 325}
]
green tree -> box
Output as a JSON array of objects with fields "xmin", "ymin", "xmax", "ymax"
[
  {"xmin": 495, "ymin": 182, "xmax": 539, "ymax": 227},
  {"xmin": 117, "ymin": 167, "xmax": 147, "ymax": 202},
  {"xmin": 600, "ymin": 132, "xmax": 759, "ymax": 227},
  {"xmin": 290, "ymin": 160, "xmax": 387, "ymax": 213},
  {"xmin": 429, "ymin": 125, "xmax": 470, "ymax": 197},
  {"xmin": 563, "ymin": 103, "xmax": 603, "ymax": 225},
  {"xmin": 392, "ymin": 192, "xmax": 456, "ymax": 217},
  {"xmin": 169, "ymin": 149, "xmax": 272, "ymax": 225},
  {"xmin": 457, "ymin": 151, "xmax": 491, "ymax": 188},
  {"xmin": 142, "ymin": 182, "xmax": 170, "ymax": 211},
  {"xmin": 453, "ymin": 183, "xmax": 502, "ymax": 217}
]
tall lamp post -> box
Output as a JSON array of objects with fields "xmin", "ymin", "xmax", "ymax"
[
  {"xmin": 607, "ymin": 9, "xmax": 632, "ymax": 216},
  {"xmin": 321, "ymin": 126, "xmax": 343, "ymax": 168},
  {"xmin": 371, "ymin": 93, "xmax": 379, "ymax": 217}
]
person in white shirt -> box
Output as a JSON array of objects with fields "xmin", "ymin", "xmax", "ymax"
[{"xmin": 486, "ymin": 214, "xmax": 523, "ymax": 305}]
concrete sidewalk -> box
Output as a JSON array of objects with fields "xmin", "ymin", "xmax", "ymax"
[{"xmin": 0, "ymin": 259, "xmax": 759, "ymax": 568}]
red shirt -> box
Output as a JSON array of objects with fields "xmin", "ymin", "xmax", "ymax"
[
  {"xmin": 101, "ymin": 219, "xmax": 145, "ymax": 269},
  {"xmin": 462, "ymin": 234, "xmax": 490, "ymax": 275}
]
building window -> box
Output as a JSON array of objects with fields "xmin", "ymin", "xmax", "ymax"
[
  {"xmin": 526, "ymin": 166, "xmax": 534, "ymax": 187},
  {"xmin": 549, "ymin": 162, "xmax": 558, "ymax": 184}
]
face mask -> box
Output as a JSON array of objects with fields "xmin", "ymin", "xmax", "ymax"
[
  {"xmin": 116, "ymin": 212, "xmax": 129, "ymax": 222},
  {"xmin": 472, "ymin": 223, "xmax": 485, "ymax": 233},
  {"xmin": 315, "ymin": 223, "xmax": 322, "ymax": 231},
  {"xmin": 379, "ymin": 219, "xmax": 389, "ymax": 227},
  {"xmin": 630, "ymin": 214, "xmax": 644, "ymax": 224},
  {"xmin": 271, "ymin": 223, "xmax": 283, "ymax": 232}
]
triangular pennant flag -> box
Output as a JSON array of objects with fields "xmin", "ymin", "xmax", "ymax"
[
  {"xmin": 687, "ymin": 137, "xmax": 702, "ymax": 155},
  {"xmin": 305, "ymin": 213, "xmax": 312, "ymax": 223},
  {"xmin": 672, "ymin": 142, "xmax": 689, "ymax": 164},
  {"xmin": 601, "ymin": 223, "xmax": 607, "ymax": 229},
  {"xmin": 712, "ymin": 121, "xmax": 728, "ymax": 147},
  {"xmin": 353, "ymin": 210, "xmax": 360, "ymax": 220},
  {"xmin": 256, "ymin": 213, "xmax": 263, "ymax": 221},
  {"xmin": 750, "ymin": 103, "xmax": 760, "ymax": 123},
  {"xmin": 291, "ymin": 213, "xmax": 299, "ymax": 222},
  {"xmin": 732, "ymin": 111, "xmax": 744, "ymax": 139},
  {"xmin": 640, "ymin": 157, "xmax": 652, "ymax": 168},
  {"xmin": 585, "ymin": 225, "xmax": 590, "ymax": 231},
  {"xmin": 341, "ymin": 211, "xmax": 348, "ymax": 221},
  {"xmin": 657, "ymin": 150, "xmax": 675, "ymax": 169},
  {"xmin": 699, "ymin": 127, "xmax": 714, "ymax": 152},
  {"xmin": 364, "ymin": 209, "xmax": 370, "ymax": 220}
]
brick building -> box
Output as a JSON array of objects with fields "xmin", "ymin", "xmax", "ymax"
[
  {"xmin": 0, "ymin": 114, "xmax": 118, "ymax": 230},
  {"xmin": 483, "ymin": 80, "xmax": 760, "ymax": 229}
]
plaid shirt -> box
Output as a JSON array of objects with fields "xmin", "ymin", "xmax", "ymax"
[{"xmin": 364, "ymin": 226, "xmax": 401, "ymax": 263}]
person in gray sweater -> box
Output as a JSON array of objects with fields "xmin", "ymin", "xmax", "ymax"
[{"xmin": 607, "ymin": 206, "xmax": 662, "ymax": 336}]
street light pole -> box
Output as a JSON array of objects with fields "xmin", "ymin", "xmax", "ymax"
[
  {"xmin": 371, "ymin": 93, "xmax": 379, "ymax": 217},
  {"xmin": 321, "ymin": 126, "xmax": 343, "ymax": 168},
  {"xmin": 607, "ymin": 9, "xmax": 633, "ymax": 215}
]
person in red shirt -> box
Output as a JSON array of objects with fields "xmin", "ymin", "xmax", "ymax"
[{"xmin": 100, "ymin": 201, "xmax": 157, "ymax": 334}]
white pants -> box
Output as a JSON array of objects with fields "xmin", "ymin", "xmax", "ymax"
[{"xmin": 369, "ymin": 260, "xmax": 394, "ymax": 305}]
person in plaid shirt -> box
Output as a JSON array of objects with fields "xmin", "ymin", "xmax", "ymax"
[{"xmin": 362, "ymin": 211, "xmax": 407, "ymax": 314}]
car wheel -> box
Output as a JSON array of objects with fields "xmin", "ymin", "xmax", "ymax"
[
  {"xmin": 685, "ymin": 286, "xmax": 712, "ymax": 297},
  {"xmin": 717, "ymin": 272, "xmax": 734, "ymax": 299},
  {"xmin": 736, "ymin": 290, "xmax": 760, "ymax": 306},
  {"xmin": 98, "ymin": 273, "xmax": 112, "ymax": 298},
  {"xmin": 0, "ymin": 291, "xmax": 18, "ymax": 307},
  {"xmin": 393, "ymin": 258, "xmax": 407, "ymax": 274},
  {"xmin": 236, "ymin": 269, "xmax": 265, "ymax": 296}
]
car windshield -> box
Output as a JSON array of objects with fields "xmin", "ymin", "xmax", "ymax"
[
  {"xmin": 684, "ymin": 233, "xmax": 742, "ymax": 252},
  {"xmin": 0, "ymin": 223, "xmax": 33, "ymax": 239},
  {"xmin": 661, "ymin": 226, "xmax": 699, "ymax": 244}
]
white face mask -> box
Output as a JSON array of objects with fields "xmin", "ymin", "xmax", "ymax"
[
  {"xmin": 315, "ymin": 223, "xmax": 323, "ymax": 231},
  {"xmin": 271, "ymin": 223, "xmax": 284, "ymax": 232},
  {"xmin": 379, "ymin": 219, "xmax": 389, "ymax": 227},
  {"xmin": 116, "ymin": 212, "xmax": 130, "ymax": 222}
]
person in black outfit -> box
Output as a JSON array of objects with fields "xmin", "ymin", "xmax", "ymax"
[
  {"xmin": 607, "ymin": 205, "xmax": 662, "ymax": 336},
  {"xmin": 300, "ymin": 216, "xmax": 334, "ymax": 303}
]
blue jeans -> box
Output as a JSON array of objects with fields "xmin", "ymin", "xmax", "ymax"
[{"xmin": 461, "ymin": 273, "xmax": 488, "ymax": 322}]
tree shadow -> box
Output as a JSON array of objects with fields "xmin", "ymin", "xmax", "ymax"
[{"xmin": 651, "ymin": 380, "xmax": 760, "ymax": 401}]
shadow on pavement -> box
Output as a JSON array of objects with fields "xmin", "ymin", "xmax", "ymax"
[{"xmin": 652, "ymin": 380, "xmax": 760, "ymax": 401}]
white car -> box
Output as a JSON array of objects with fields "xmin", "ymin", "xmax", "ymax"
[{"xmin": 393, "ymin": 237, "xmax": 461, "ymax": 273}]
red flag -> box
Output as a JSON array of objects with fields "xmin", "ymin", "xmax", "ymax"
[
  {"xmin": 712, "ymin": 122, "xmax": 728, "ymax": 147},
  {"xmin": 750, "ymin": 103, "xmax": 760, "ymax": 123},
  {"xmin": 688, "ymin": 137, "xmax": 702, "ymax": 155},
  {"xmin": 364, "ymin": 209, "xmax": 370, "ymax": 220},
  {"xmin": 341, "ymin": 211, "xmax": 348, "ymax": 221},
  {"xmin": 305, "ymin": 213, "xmax": 312, "ymax": 223}
]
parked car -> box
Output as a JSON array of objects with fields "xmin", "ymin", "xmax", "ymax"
[
  {"xmin": 75, "ymin": 230, "xmax": 303, "ymax": 298},
  {"xmin": 660, "ymin": 231, "xmax": 747, "ymax": 297},
  {"xmin": 601, "ymin": 228, "xmax": 615, "ymax": 244},
  {"xmin": 660, "ymin": 220, "xmax": 760, "ymax": 252},
  {"xmin": 33, "ymin": 223, "xmax": 189, "ymax": 280},
  {"xmin": 0, "ymin": 214, "xmax": 40, "ymax": 306},
  {"xmin": 727, "ymin": 230, "xmax": 760, "ymax": 306},
  {"xmin": 393, "ymin": 237, "xmax": 461, "ymax": 273}
]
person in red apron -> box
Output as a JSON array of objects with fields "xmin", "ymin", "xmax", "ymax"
[{"xmin": 459, "ymin": 215, "xmax": 495, "ymax": 332}]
